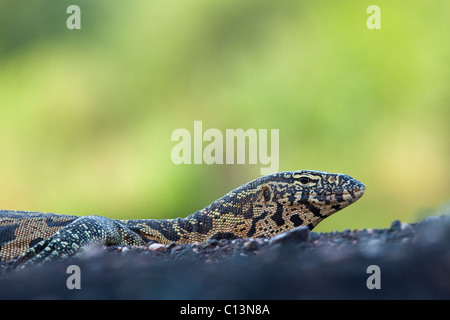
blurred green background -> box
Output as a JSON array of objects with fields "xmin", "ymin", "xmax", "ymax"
[{"xmin": 0, "ymin": 0, "xmax": 448, "ymax": 232}]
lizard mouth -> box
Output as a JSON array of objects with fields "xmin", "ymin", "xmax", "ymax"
[
  {"xmin": 343, "ymin": 185, "xmax": 366, "ymax": 202},
  {"xmin": 309, "ymin": 187, "xmax": 365, "ymax": 205},
  {"xmin": 316, "ymin": 182, "xmax": 366, "ymax": 204},
  {"xmin": 315, "ymin": 181, "xmax": 366, "ymax": 200}
]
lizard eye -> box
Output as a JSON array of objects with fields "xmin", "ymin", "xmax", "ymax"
[{"xmin": 299, "ymin": 177, "xmax": 311, "ymax": 184}]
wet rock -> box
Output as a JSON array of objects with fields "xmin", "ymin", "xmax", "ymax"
[
  {"xmin": 2, "ymin": 215, "xmax": 450, "ymax": 299},
  {"xmin": 360, "ymin": 238, "xmax": 385, "ymax": 258},
  {"xmin": 414, "ymin": 215, "xmax": 450, "ymax": 247}
]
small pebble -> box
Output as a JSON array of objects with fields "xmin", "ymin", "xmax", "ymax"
[
  {"xmin": 269, "ymin": 226, "xmax": 310, "ymax": 245},
  {"xmin": 390, "ymin": 220, "xmax": 402, "ymax": 231},
  {"xmin": 120, "ymin": 246, "xmax": 130, "ymax": 253},
  {"xmin": 166, "ymin": 242, "xmax": 177, "ymax": 249},
  {"xmin": 243, "ymin": 240, "xmax": 259, "ymax": 251},
  {"xmin": 206, "ymin": 238, "xmax": 219, "ymax": 246},
  {"xmin": 148, "ymin": 243, "xmax": 165, "ymax": 251}
]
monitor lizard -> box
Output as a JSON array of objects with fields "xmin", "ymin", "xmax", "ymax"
[{"xmin": 0, "ymin": 170, "xmax": 365, "ymax": 268}]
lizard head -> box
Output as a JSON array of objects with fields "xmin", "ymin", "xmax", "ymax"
[
  {"xmin": 245, "ymin": 170, "xmax": 366, "ymax": 235},
  {"xmin": 195, "ymin": 170, "xmax": 365, "ymax": 242},
  {"xmin": 210, "ymin": 170, "xmax": 365, "ymax": 239}
]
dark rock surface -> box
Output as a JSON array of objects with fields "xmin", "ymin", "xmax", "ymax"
[{"xmin": 1, "ymin": 214, "xmax": 450, "ymax": 299}]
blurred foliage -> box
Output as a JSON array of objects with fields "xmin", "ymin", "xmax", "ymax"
[{"xmin": 0, "ymin": 0, "xmax": 448, "ymax": 232}]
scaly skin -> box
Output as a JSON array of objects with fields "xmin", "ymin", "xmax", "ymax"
[{"xmin": 0, "ymin": 170, "xmax": 365, "ymax": 268}]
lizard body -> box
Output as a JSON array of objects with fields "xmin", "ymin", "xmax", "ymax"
[{"xmin": 0, "ymin": 170, "xmax": 365, "ymax": 267}]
